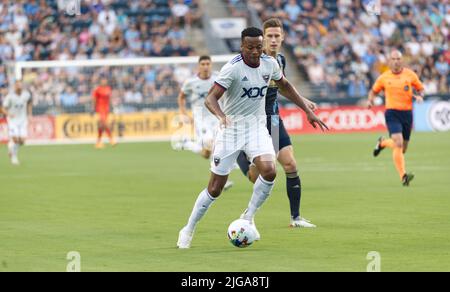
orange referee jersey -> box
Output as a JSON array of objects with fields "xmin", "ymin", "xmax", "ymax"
[{"xmin": 372, "ymin": 68, "xmax": 424, "ymax": 110}]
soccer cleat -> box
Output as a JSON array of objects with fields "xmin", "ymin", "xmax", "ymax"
[
  {"xmin": 223, "ymin": 180, "xmax": 234, "ymax": 191},
  {"xmin": 290, "ymin": 217, "xmax": 316, "ymax": 228},
  {"xmin": 11, "ymin": 156, "xmax": 20, "ymax": 166},
  {"xmin": 177, "ymin": 226, "xmax": 194, "ymax": 249},
  {"xmin": 240, "ymin": 210, "xmax": 260, "ymax": 241},
  {"xmin": 110, "ymin": 138, "xmax": 117, "ymax": 147},
  {"xmin": 402, "ymin": 173, "xmax": 415, "ymax": 186},
  {"xmin": 373, "ymin": 136, "xmax": 385, "ymax": 157},
  {"xmin": 95, "ymin": 142, "xmax": 105, "ymax": 149}
]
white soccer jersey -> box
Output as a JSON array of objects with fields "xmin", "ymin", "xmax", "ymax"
[
  {"xmin": 209, "ymin": 54, "xmax": 283, "ymax": 176},
  {"xmin": 181, "ymin": 72, "xmax": 219, "ymax": 111},
  {"xmin": 2, "ymin": 90, "xmax": 31, "ymax": 124},
  {"xmin": 214, "ymin": 54, "xmax": 283, "ymax": 131}
]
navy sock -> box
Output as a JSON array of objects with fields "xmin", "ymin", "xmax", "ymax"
[
  {"xmin": 286, "ymin": 172, "xmax": 301, "ymax": 219},
  {"xmin": 236, "ymin": 151, "xmax": 250, "ymax": 176}
]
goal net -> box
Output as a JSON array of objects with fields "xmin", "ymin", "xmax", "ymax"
[{"xmin": 7, "ymin": 55, "xmax": 234, "ymax": 144}]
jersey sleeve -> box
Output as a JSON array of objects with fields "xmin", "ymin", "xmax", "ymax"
[
  {"xmin": 410, "ymin": 71, "xmax": 424, "ymax": 91},
  {"xmin": 214, "ymin": 63, "xmax": 235, "ymax": 90},
  {"xmin": 372, "ymin": 75, "xmax": 385, "ymax": 94},
  {"xmin": 271, "ymin": 58, "xmax": 283, "ymax": 81},
  {"xmin": 25, "ymin": 91, "xmax": 32, "ymax": 103},
  {"xmin": 181, "ymin": 79, "xmax": 192, "ymax": 95},
  {"xmin": 2, "ymin": 95, "xmax": 10, "ymax": 109}
]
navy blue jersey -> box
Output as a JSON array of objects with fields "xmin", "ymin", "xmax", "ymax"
[{"xmin": 265, "ymin": 53, "xmax": 286, "ymax": 116}]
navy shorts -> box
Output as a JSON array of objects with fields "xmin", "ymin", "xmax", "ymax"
[
  {"xmin": 267, "ymin": 115, "xmax": 292, "ymax": 153},
  {"xmin": 385, "ymin": 109, "xmax": 413, "ymax": 141}
]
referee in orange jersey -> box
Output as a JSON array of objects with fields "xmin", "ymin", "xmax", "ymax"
[{"xmin": 368, "ymin": 50, "xmax": 425, "ymax": 186}]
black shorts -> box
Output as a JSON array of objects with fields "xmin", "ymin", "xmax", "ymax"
[
  {"xmin": 267, "ymin": 115, "xmax": 292, "ymax": 153},
  {"xmin": 385, "ymin": 109, "xmax": 413, "ymax": 141}
]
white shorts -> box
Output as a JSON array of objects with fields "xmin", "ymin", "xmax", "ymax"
[
  {"xmin": 193, "ymin": 111, "xmax": 219, "ymax": 150},
  {"xmin": 8, "ymin": 120, "xmax": 28, "ymax": 138},
  {"xmin": 210, "ymin": 126, "xmax": 276, "ymax": 176}
]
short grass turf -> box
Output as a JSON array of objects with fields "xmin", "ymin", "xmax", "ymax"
[{"xmin": 0, "ymin": 132, "xmax": 449, "ymax": 271}]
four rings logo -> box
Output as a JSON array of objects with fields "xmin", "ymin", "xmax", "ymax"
[
  {"xmin": 428, "ymin": 101, "xmax": 450, "ymax": 131},
  {"xmin": 241, "ymin": 86, "xmax": 268, "ymax": 99}
]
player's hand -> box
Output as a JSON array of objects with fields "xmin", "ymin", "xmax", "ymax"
[
  {"xmin": 414, "ymin": 95, "xmax": 424, "ymax": 103},
  {"xmin": 306, "ymin": 100, "xmax": 318, "ymax": 112},
  {"xmin": 306, "ymin": 111, "xmax": 328, "ymax": 131},
  {"xmin": 219, "ymin": 116, "xmax": 232, "ymax": 129},
  {"xmin": 367, "ymin": 99, "xmax": 375, "ymax": 109}
]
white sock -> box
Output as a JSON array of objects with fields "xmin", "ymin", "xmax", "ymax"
[
  {"xmin": 186, "ymin": 189, "xmax": 216, "ymax": 232},
  {"xmin": 242, "ymin": 175, "xmax": 275, "ymax": 221},
  {"xmin": 13, "ymin": 143, "xmax": 20, "ymax": 158},
  {"xmin": 8, "ymin": 140, "xmax": 14, "ymax": 155}
]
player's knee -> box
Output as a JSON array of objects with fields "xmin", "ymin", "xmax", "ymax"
[
  {"xmin": 248, "ymin": 171, "xmax": 258, "ymax": 184},
  {"xmin": 282, "ymin": 159, "xmax": 297, "ymax": 174},
  {"xmin": 260, "ymin": 165, "xmax": 277, "ymax": 182},
  {"xmin": 207, "ymin": 181, "xmax": 225, "ymax": 198}
]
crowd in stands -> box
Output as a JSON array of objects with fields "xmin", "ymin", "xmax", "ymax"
[
  {"xmin": 234, "ymin": 0, "xmax": 449, "ymax": 98},
  {"xmin": 0, "ymin": 0, "xmax": 202, "ymax": 112},
  {"xmin": 1, "ymin": 0, "xmax": 449, "ymax": 113}
]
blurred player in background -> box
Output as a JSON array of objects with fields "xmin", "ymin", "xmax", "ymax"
[
  {"xmin": 177, "ymin": 55, "xmax": 219, "ymax": 159},
  {"xmin": 177, "ymin": 56, "xmax": 234, "ymax": 190},
  {"xmin": 93, "ymin": 76, "xmax": 116, "ymax": 149},
  {"xmin": 236, "ymin": 18, "xmax": 318, "ymax": 228},
  {"xmin": 368, "ymin": 50, "xmax": 424, "ymax": 186},
  {"xmin": 1, "ymin": 81, "xmax": 32, "ymax": 165}
]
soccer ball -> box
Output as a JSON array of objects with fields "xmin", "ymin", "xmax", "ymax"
[{"xmin": 227, "ymin": 219, "xmax": 257, "ymax": 248}]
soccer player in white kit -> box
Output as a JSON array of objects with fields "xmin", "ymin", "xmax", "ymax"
[
  {"xmin": 1, "ymin": 81, "xmax": 32, "ymax": 165},
  {"xmin": 177, "ymin": 27, "xmax": 327, "ymax": 248},
  {"xmin": 177, "ymin": 55, "xmax": 234, "ymax": 190},
  {"xmin": 177, "ymin": 55, "xmax": 220, "ymax": 159}
]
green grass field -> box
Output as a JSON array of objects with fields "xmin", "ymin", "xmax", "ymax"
[{"xmin": 1, "ymin": 132, "xmax": 449, "ymax": 272}]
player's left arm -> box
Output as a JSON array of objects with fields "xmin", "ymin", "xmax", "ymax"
[
  {"xmin": 275, "ymin": 77, "xmax": 328, "ymax": 131},
  {"xmin": 411, "ymin": 72, "xmax": 425, "ymax": 103},
  {"xmin": 27, "ymin": 95, "xmax": 32, "ymax": 118}
]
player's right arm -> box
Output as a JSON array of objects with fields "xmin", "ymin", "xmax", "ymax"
[
  {"xmin": 177, "ymin": 91, "xmax": 188, "ymax": 115},
  {"xmin": 1, "ymin": 95, "xmax": 10, "ymax": 116},
  {"xmin": 205, "ymin": 84, "xmax": 230, "ymax": 128}
]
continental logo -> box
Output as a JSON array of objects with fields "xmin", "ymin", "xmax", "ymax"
[{"xmin": 56, "ymin": 112, "xmax": 180, "ymax": 139}]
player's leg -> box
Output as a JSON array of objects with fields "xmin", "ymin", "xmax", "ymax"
[
  {"xmin": 96, "ymin": 114, "xmax": 105, "ymax": 148},
  {"xmin": 103, "ymin": 113, "xmax": 116, "ymax": 146},
  {"xmin": 7, "ymin": 122, "xmax": 23, "ymax": 165},
  {"xmin": 239, "ymin": 154, "xmax": 276, "ymax": 241},
  {"xmin": 400, "ymin": 113, "xmax": 414, "ymax": 185},
  {"xmin": 9, "ymin": 137, "xmax": 21, "ymax": 165},
  {"xmin": 177, "ymin": 148, "xmax": 239, "ymax": 248},
  {"xmin": 390, "ymin": 132, "xmax": 408, "ymax": 180},
  {"xmin": 240, "ymin": 126, "xmax": 278, "ymax": 219},
  {"xmin": 277, "ymin": 145, "xmax": 316, "ymax": 228},
  {"xmin": 403, "ymin": 140, "xmax": 409, "ymax": 154}
]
